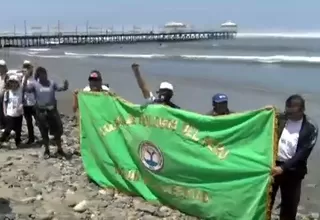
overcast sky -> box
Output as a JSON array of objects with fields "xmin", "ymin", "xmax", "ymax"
[{"xmin": 1, "ymin": 0, "xmax": 319, "ymax": 32}]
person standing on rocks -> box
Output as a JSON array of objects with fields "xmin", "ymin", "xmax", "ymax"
[
  {"xmin": 0, "ymin": 75, "xmax": 24, "ymax": 147},
  {"xmin": 22, "ymin": 66, "xmax": 69, "ymax": 158},
  {"xmin": 0, "ymin": 59, "xmax": 8, "ymax": 130},
  {"xmin": 72, "ymin": 70, "xmax": 109, "ymax": 113},
  {"xmin": 131, "ymin": 63, "xmax": 180, "ymax": 109},
  {"xmin": 271, "ymin": 94, "xmax": 318, "ymax": 220},
  {"xmin": 22, "ymin": 60, "xmax": 37, "ymax": 144}
]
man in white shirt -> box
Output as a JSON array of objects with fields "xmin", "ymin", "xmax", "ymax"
[
  {"xmin": 73, "ymin": 70, "xmax": 109, "ymax": 113},
  {"xmin": 270, "ymin": 94, "xmax": 318, "ymax": 220},
  {"xmin": 131, "ymin": 63, "xmax": 180, "ymax": 109},
  {"xmin": 0, "ymin": 74, "xmax": 24, "ymax": 147},
  {"xmin": 82, "ymin": 70, "xmax": 109, "ymax": 92},
  {"xmin": 22, "ymin": 60, "xmax": 37, "ymax": 144},
  {"xmin": 0, "ymin": 59, "xmax": 8, "ymax": 129}
]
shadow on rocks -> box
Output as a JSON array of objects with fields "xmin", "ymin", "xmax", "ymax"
[
  {"xmin": 0, "ymin": 198, "xmax": 12, "ymax": 215},
  {"xmin": 9, "ymin": 141, "xmax": 42, "ymax": 150},
  {"xmin": 50, "ymin": 151, "xmax": 74, "ymax": 161}
]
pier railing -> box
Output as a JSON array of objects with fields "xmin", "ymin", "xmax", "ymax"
[{"xmin": 0, "ymin": 31, "xmax": 237, "ymax": 48}]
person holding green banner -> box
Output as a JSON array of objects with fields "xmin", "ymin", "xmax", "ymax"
[
  {"xmin": 271, "ymin": 94, "xmax": 318, "ymax": 220},
  {"xmin": 131, "ymin": 63, "xmax": 180, "ymax": 109},
  {"xmin": 207, "ymin": 93, "xmax": 233, "ymax": 116},
  {"xmin": 72, "ymin": 70, "xmax": 109, "ymax": 113}
]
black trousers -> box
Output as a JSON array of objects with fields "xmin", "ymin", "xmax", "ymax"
[
  {"xmin": 0, "ymin": 94, "xmax": 6, "ymax": 128},
  {"xmin": 0, "ymin": 115, "xmax": 23, "ymax": 145},
  {"xmin": 36, "ymin": 107, "xmax": 63, "ymax": 144},
  {"xmin": 270, "ymin": 168, "xmax": 302, "ymax": 220},
  {"xmin": 23, "ymin": 106, "xmax": 37, "ymax": 140}
]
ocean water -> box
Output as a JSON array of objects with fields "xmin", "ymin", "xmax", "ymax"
[
  {"xmin": 6, "ymin": 32, "xmax": 320, "ymax": 92},
  {"xmin": 3, "ymin": 32, "xmax": 320, "ymax": 103}
]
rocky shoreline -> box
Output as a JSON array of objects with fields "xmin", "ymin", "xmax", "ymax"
[{"xmin": 0, "ymin": 114, "xmax": 318, "ymax": 220}]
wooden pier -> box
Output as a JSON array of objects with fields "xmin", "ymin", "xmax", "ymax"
[{"xmin": 0, "ymin": 31, "xmax": 236, "ymax": 48}]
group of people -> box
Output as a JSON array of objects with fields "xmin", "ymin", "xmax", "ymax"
[
  {"xmin": 0, "ymin": 59, "xmax": 68, "ymax": 158},
  {"xmin": 126, "ymin": 64, "xmax": 319, "ymax": 220},
  {"xmin": 0, "ymin": 58, "xmax": 318, "ymax": 219},
  {"xmin": 72, "ymin": 62, "xmax": 318, "ymax": 220}
]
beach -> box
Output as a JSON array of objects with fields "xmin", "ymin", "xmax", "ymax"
[{"xmin": 1, "ymin": 36, "xmax": 320, "ymax": 218}]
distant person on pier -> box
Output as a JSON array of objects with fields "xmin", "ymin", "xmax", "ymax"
[
  {"xmin": 207, "ymin": 93, "xmax": 233, "ymax": 116},
  {"xmin": 72, "ymin": 70, "xmax": 110, "ymax": 113},
  {"xmin": 271, "ymin": 94, "xmax": 318, "ymax": 220},
  {"xmin": 131, "ymin": 63, "xmax": 180, "ymax": 109},
  {"xmin": 0, "ymin": 60, "xmax": 8, "ymax": 130},
  {"xmin": 22, "ymin": 60, "xmax": 37, "ymax": 144},
  {"xmin": 22, "ymin": 66, "xmax": 69, "ymax": 158}
]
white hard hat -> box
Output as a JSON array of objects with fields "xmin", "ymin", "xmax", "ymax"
[
  {"xmin": 23, "ymin": 60, "xmax": 31, "ymax": 65},
  {"xmin": 159, "ymin": 82, "xmax": 173, "ymax": 91},
  {"xmin": 0, "ymin": 60, "xmax": 6, "ymax": 66}
]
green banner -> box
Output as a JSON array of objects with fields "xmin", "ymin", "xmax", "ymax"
[{"xmin": 78, "ymin": 92, "xmax": 275, "ymax": 220}]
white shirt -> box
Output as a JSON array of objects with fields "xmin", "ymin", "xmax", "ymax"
[
  {"xmin": 277, "ymin": 119, "xmax": 303, "ymax": 162},
  {"xmin": 83, "ymin": 85, "xmax": 109, "ymax": 92},
  {"xmin": 23, "ymin": 78, "xmax": 36, "ymax": 106},
  {"xmin": 4, "ymin": 88, "xmax": 24, "ymax": 117}
]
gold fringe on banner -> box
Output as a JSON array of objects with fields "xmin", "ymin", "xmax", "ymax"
[{"xmin": 266, "ymin": 107, "xmax": 279, "ymax": 220}]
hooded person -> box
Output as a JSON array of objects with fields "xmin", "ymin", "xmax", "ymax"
[
  {"xmin": 0, "ymin": 74, "xmax": 24, "ymax": 147},
  {"xmin": 22, "ymin": 66, "xmax": 69, "ymax": 158},
  {"xmin": 72, "ymin": 70, "xmax": 109, "ymax": 113},
  {"xmin": 131, "ymin": 63, "xmax": 180, "ymax": 108}
]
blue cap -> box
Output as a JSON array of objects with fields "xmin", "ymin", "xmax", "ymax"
[{"xmin": 212, "ymin": 93, "xmax": 228, "ymax": 103}]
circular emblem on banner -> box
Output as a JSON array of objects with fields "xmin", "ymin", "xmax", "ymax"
[{"xmin": 139, "ymin": 141, "xmax": 164, "ymax": 171}]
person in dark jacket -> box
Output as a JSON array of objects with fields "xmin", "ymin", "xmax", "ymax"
[
  {"xmin": 270, "ymin": 94, "xmax": 318, "ymax": 220},
  {"xmin": 207, "ymin": 93, "xmax": 233, "ymax": 116}
]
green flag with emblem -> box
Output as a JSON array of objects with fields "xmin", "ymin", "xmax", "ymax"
[{"xmin": 78, "ymin": 92, "xmax": 276, "ymax": 220}]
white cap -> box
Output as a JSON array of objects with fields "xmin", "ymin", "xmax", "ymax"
[
  {"xmin": 159, "ymin": 82, "xmax": 173, "ymax": 91},
  {"xmin": 8, "ymin": 74, "xmax": 20, "ymax": 82},
  {"xmin": 23, "ymin": 60, "xmax": 31, "ymax": 65},
  {"xmin": 0, "ymin": 60, "xmax": 6, "ymax": 66}
]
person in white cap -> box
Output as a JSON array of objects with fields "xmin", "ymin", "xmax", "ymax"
[
  {"xmin": 0, "ymin": 74, "xmax": 24, "ymax": 147},
  {"xmin": 131, "ymin": 63, "xmax": 180, "ymax": 109},
  {"xmin": 22, "ymin": 60, "xmax": 37, "ymax": 144},
  {"xmin": 0, "ymin": 59, "xmax": 8, "ymax": 130}
]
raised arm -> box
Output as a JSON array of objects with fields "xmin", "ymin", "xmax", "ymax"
[
  {"xmin": 131, "ymin": 63, "xmax": 152, "ymax": 99},
  {"xmin": 72, "ymin": 90, "xmax": 79, "ymax": 113},
  {"xmin": 54, "ymin": 80, "xmax": 69, "ymax": 92}
]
